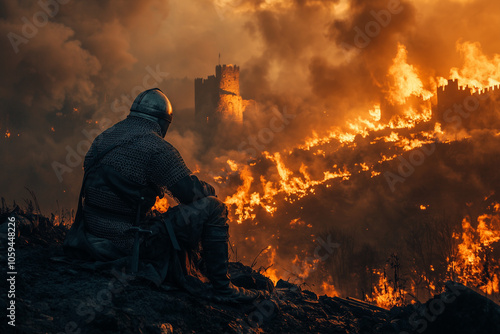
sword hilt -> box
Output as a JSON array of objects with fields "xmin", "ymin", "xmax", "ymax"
[{"xmin": 126, "ymin": 226, "xmax": 153, "ymax": 235}]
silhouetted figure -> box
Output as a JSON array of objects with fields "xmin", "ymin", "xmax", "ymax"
[{"xmin": 64, "ymin": 88, "xmax": 263, "ymax": 303}]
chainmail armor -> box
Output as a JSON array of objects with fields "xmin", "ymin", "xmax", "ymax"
[
  {"xmin": 83, "ymin": 116, "xmax": 191, "ymax": 253},
  {"xmin": 84, "ymin": 208, "xmax": 135, "ymax": 253},
  {"xmin": 85, "ymin": 186, "xmax": 135, "ymax": 216}
]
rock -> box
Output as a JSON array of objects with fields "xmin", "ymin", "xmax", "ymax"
[{"xmin": 275, "ymin": 279, "xmax": 298, "ymax": 290}]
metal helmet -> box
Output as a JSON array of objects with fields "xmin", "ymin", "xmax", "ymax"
[{"xmin": 129, "ymin": 88, "xmax": 173, "ymax": 136}]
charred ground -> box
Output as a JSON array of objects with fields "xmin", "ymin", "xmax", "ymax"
[{"xmin": 1, "ymin": 208, "xmax": 499, "ymax": 334}]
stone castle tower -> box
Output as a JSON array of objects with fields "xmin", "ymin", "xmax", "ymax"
[{"xmin": 195, "ymin": 64, "xmax": 247, "ymax": 125}]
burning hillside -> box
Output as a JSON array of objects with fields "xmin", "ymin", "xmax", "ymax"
[
  {"xmin": 1, "ymin": 207, "xmax": 500, "ymax": 333},
  {"xmin": 153, "ymin": 42, "xmax": 500, "ymax": 307}
]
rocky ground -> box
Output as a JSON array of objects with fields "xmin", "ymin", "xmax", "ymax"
[{"xmin": 1, "ymin": 208, "xmax": 499, "ymax": 334}]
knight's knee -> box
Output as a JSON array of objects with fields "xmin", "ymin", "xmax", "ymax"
[
  {"xmin": 206, "ymin": 195, "xmax": 225, "ymax": 206},
  {"xmin": 210, "ymin": 196, "xmax": 228, "ymax": 215},
  {"xmin": 192, "ymin": 196, "xmax": 227, "ymax": 215}
]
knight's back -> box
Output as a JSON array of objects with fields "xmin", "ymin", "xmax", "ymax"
[
  {"xmin": 84, "ymin": 117, "xmax": 169, "ymax": 185},
  {"xmin": 83, "ymin": 117, "xmax": 178, "ymax": 252}
]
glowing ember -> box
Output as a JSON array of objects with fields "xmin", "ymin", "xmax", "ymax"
[{"xmin": 152, "ymin": 196, "xmax": 169, "ymax": 213}]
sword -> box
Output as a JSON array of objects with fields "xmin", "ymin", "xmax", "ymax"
[
  {"xmin": 126, "ymin": 197, "xmax": 152, "ymax": 274},
  {"xmin": 129, "ymin": 226, "xmax": 152, "ymax": 274}
]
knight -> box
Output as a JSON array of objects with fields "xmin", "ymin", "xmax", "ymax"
[{"xmin": 64, "ymin": 88, "xmax": 263, "ymax": 303}]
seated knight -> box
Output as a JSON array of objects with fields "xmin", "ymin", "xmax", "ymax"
[{"xmin": 64, "ymin": 88, "xmax": 263, "ymax": 303}]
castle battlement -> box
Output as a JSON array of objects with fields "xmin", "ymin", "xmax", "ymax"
[
  {"xmin": 477, "ymin": 84, "xmax": 500, "ymax": 95},
  {"xmin": 439, "ymin": 78, "xmax": 500, "ymax": 96},
  {"xmin": 435, "ymin": 78, "xmax": 500, "ymax": 129}
]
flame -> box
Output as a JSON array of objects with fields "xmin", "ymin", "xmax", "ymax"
[
  {"xmin": 5, "ymin": 130, "xmax": 11, "ymax": 138},
  {"xmin": 446, "ymin": 41, "xmax": 500, "ymax": 92},
  {"xmin": 318, "ymin": 281, "xmax": 338, "ymax": 297},
  {"xmin": 265, "ymin": 246, "xmax": 280, "ymax": 284},
  {"xmin": 298, "ymin": 128, "xmax": 356, "ymax": 151},
  {"xmin": 388, "ymin": 44, "xmax": 433, "ymax": 104},
  {"xmin": 152, "ymin": 196, "xmax": 169, "ymax": 213},
  {"xmin": 212, "ymin": 43, "xmax": 500, "ymax": 301},
  {"xmin": 291, "ymin": 254, "xmax": 321, "ymax": 281},
  {"xmin": 290, "ymin": 218, "xmax": 305, "ymax": 228},
  {"xmin": 224, "ymin": 164, "xmax": 255, "ymax": 224},
  {"xmin": 448, "ymin": 209, "xmax": 500, "ymax": 295},
  {"xmin": 366, "ymin": 270, "xmax": 406, "ymax": 309},
  {"xmin": 227, "ymin": 159, "xmax": 239, "ymax": 172},
  {"xmin": 369, "ymin": 104, "xmax": 381, "ymax": 121},
  {"xmin": 224, "ymin": 153, "xmax": 350, "ymax": 224},
  {"xmin": 477, "ymin": 214, "xmax": 500, "ymax": 247},
  {"xmin": 381, "ymin": 132, "xmax": 399, "ymax": 142}
]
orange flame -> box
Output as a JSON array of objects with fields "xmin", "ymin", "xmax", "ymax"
[
  {"xmin": 152, "ymin": 196, "xmax": 169, "ymax": 213},
  {"xmin": 388, "ymin": 44, "xmax": 433, "ymax": 104},
  {"xmin": 448, "ymin": 208, "xmax": 500, "ymax": 295},
  {"xmin": 445, "ymin": 41, "xmax": 500, "ymax": 92},
  {"xmin": 366, "ymin": 270, "xmax": 407, "ymax": 309}
]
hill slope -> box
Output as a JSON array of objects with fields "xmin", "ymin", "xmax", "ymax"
[{"xmin": 1, "ymin": 209, "xmax": 499, "ymax": 334}]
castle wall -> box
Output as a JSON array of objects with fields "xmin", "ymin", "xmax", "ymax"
[
  {"xmin": 217, "ymin": 94, "xmax": 243, "ymax": 123},
  {"xmin": 194, "ymin": 64, "xmax": 246, "ymax": 126},
  {"xmin": 195, "ymin": 75, "xmax": 218, "ymax": 123},
  {"xmin": 216, "ymin": 64, "xmax": 240, "ymax": 96},
  {"xmin": 436, "ymin": 79, "xmax": 500, "ymax": 130}
]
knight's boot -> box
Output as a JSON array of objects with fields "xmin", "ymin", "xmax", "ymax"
[
  {"xmin": 203, "ymin": 239, "xmax": 262, "ymax": 303},
  {"xmin": 201, "ymin": 197, "xmax": 264, "ymax": 303}
]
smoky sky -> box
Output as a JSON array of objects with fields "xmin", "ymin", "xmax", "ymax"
[{"xmin": 1, "ymin": 0, "xmax": 500, "ymax": 219}]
